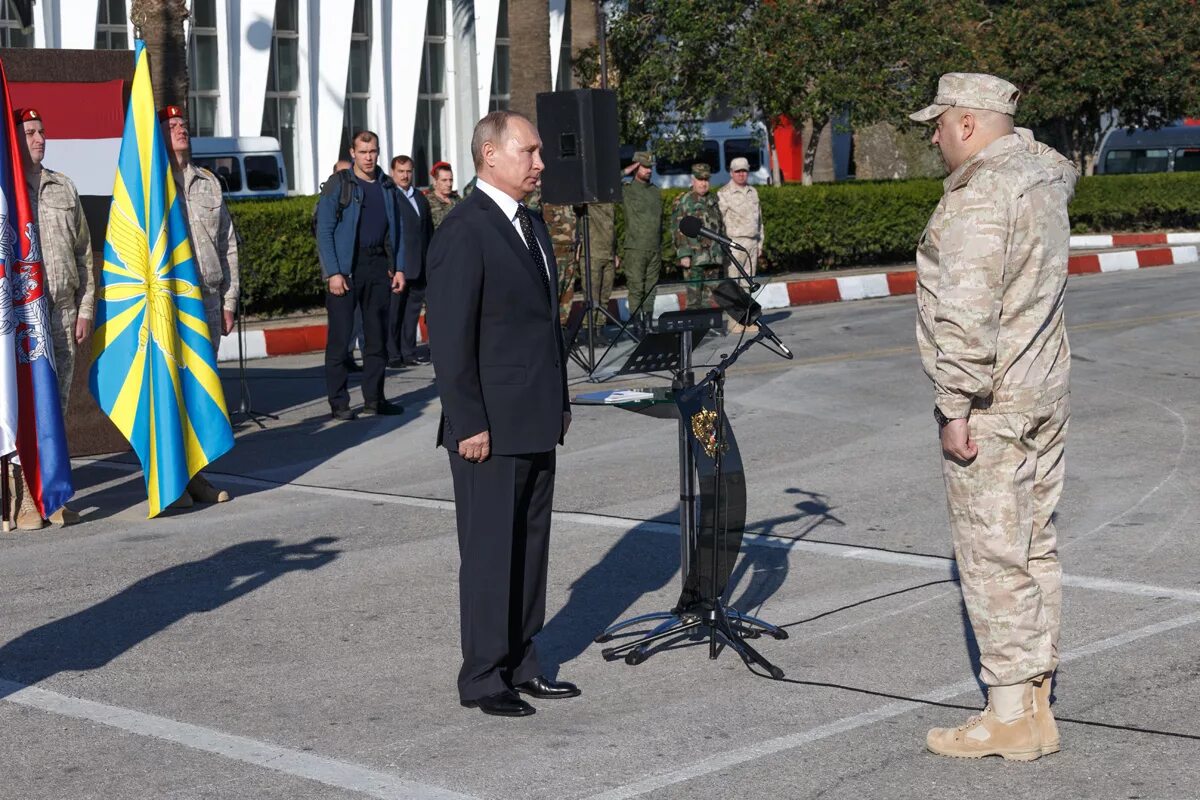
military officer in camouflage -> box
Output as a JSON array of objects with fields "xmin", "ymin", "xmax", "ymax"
[
  {"xmin": 10, "ymin": 107, "xmax": 94, "ymax": 530},
  {"xmin": 717, "ymin": 156, "xmax": 764, "ymax": 334},
  {"xmin": 621, "ymin": 151, "xmax": 661, "ymax": 333},
  {"xmin": 911, "ymin": 73, "xmax": 1078, "ymax": 761},
  {"xmin": 427, "ymin": 161, "xmax": 460, "ymax": 230},
  {"xmin": 542, "ymin": 201, "xmax": 579, "ymax": 325},
  {"xmin": 162, "ymin": 105, "xmax": 238, "ymax": 507},
  {"xmin": 670, "ymin": 163, "xmax": 724, "ymax": 310},
  {"xmin": 582, "ymin": 201, "xmax": 615, "ymax": 339}
]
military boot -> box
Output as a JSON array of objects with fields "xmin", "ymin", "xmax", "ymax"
[
  {"xmin": 188, "ymin": 473, "xmax": 230, "ymax": 504},
  {"xmin": 926, "ymin": 682, "xmax": 1043, "ymax": 761},
  {"xmin": 14, "ymin": 468, "xmax": 47, "ymax": 531},
  {"xmin": 48, "ymin": 505, "xmax": 81, "ymax": 526},
  {"xmin": 1032, "ymin": 672, "xmax": 1060, "ymax": 755}
]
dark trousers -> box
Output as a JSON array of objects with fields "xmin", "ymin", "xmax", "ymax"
[
  {"xmin": 388, "ymin": 275, "xmax": 426, "ymax": 361},
  {"xmin": 448, "ymin": 449, "xmax": 556, "ymax": 702},
  {"xmin": 325, "ymin": 252, "xmax": 390, "ymax": 410}
]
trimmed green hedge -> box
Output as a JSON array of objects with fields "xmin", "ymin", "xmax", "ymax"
[{"xmin": 230, "ymin": 172, "xmax": 1200, "ymax": 315}]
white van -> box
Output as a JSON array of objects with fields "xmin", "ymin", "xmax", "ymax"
[
  {"xmin": 190, "ymin": 136, "xmax": 288, "ymax": 200},
  {"xmin": 629, "ymin": 120, "xmax": 771, "ymax": 188}
]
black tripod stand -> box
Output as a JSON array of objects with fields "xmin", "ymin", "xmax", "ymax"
[
  {"xmin": 229, "ymin": 286, "xmax": 277, "ymax": 429},
  {"xmin": 564, "ymin": 203, "xmax": 641, "ymax": 374}
]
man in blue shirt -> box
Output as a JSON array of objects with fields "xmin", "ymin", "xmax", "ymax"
[{"xmin": 315, "ymin": 130, "xmax": 407, "ymax": 419}]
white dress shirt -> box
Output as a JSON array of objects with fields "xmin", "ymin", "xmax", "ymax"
[
  {"xmin": 400, "ymin": 184, "xmax": 421, "ymax": 216},
  {"xmin": 474, "ymin": 177, "xmax": 553, "ymax": 285}
]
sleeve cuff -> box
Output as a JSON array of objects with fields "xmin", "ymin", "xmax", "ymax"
[{"xmin": 935, "ymin": 390, "xmax": 973, "ymax": 419}]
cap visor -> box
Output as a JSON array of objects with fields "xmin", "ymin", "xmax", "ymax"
[{"xmin": 908, "ymin": 104, "xmax": 949, "ymax": 122}]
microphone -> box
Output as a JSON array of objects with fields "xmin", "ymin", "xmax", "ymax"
[
  {"xmin": 711, "ymin": 279, "xmax": 794, "ymax": 359},
  {"xmin": 678, "ymin": 215, "xmax": 747, "ymax": 253}
]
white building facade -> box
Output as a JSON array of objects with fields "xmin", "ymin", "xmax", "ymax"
[{"xmin": 20, "ymin": 0, "xmax": 576, "ymax": 193}]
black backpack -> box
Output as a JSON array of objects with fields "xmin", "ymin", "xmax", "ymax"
[{"xmin": 311, "ymin": 169, "xmax": 355, "ymax": 237}]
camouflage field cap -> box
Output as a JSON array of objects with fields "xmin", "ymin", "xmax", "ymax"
[
  {"xmin": 633, "ymin": 150, "xmax": 654, "ymax": 168},
  {"xmin": 909, "ymin": 73, "xmax": 1020, "ymax": 122},
  {"xmin": 692, "ymin": 163, "xmax": 711, "ymax": 180}
]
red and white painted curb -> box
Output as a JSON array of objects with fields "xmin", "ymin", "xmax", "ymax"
[
  {"xmin": 1070, "ymin": 232, "xmax": 1200, "ymax": 248},
  {"xmin": 217, "ymin": 243, "xmax": 1199, "ymax": 363}
]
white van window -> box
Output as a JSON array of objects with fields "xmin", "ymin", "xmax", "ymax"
[
  {"xmin": 194, "ymin": 156, "xmax": 243, "ymax": 192},
  {"xmin": 723, "ymin": 138, "xmax": 762, "ymax": 172},
  {"xmin": 245, "ymin": 155, "xmax": 282, "ymax": 191},
  {"xmin": 657, "ymin": 140, "xmax": 720, "ymax": 175},
  {"xmin": 1104, "ymin": 148, "xmax": 1169, "ymax": 174},
  {"xmin": 1175, "ymin": 148, "xmax": 1200, "ymax": 172}
]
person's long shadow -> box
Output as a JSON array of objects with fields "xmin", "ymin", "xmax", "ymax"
[
  {"xmin": 0, "ymin": 536, "xmax": 341, "ymax": 698},
  {"xmin": 725, "ymin": 487, "xmax": 845, "ymax": 614},
  {"xmin": 538, "ymin": 516, "xmax": 681, "ymax": 673}
]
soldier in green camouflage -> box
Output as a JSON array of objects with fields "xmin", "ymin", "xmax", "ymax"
[
  {"xmin": 911, "ymin": 73, "xmax": 1078, "ymax": 763},
  {"xmin": 670, "ymin": 163, "xmax": 725, "ymax": 309},
  {"xmin": 583, "ymin": 202, "xmax": 615, "ymax": 335},
  {"xmin": 542, "ymin": 201, "xmax": 579, "ymax": 324},
  {"xmin": 427, "ymin": 161, "xmax": 460, "ymax": 230},
  {"xmin": 622, "ymin": 151, "xmax": 662, "ymax": 333}
]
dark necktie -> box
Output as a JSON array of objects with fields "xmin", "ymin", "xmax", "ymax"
[{"xmin": 515, "ymin": 204, "xmax": 552, "ymax": 304}]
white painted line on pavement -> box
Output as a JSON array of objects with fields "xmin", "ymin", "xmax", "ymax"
[
  {"xmin": 0, "ymin": 679, "xmax": 477, "ymax": 800},
  {"xmin": 75, "ymin": 460, "xmax": 1200, "ymax": 606},
  {"xmin": 582, "ymin": 608, "xmax": 1200, "ymax": 800}
]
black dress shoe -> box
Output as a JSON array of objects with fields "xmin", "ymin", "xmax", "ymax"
[
  {"xmin": 409, "ymin": 354, "xmax": 431, "ymax": 365},
  {"xmin": 461, "ymin": 690, "xmax": 535, "ymax": 717},
  {"xmin": 513, "ymin": 675, "xmax": 581, "ymax": 699},
  {"xmin": 361, "ymin": 400, "xmax": 404, "ymax": 416},
  {"xmin": 331, "ymin": 407, "xmax": 357, "ymax": 421},
  {"xmin": 387, "ymin": 357, "xmax": 408, "ymax": 369}
]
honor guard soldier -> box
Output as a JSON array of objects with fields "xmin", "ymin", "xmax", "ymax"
[
  {"xmin": 910, "ymin": 73, "xmax": 1078, "ymax": 761},
  {"xmin": 161, "ymin": 104, "xmax": 239, "ymax": 507},
  {"xmin": 717, "ymin": 156, "xmax": 764, "ymax": 333},
  {"xmin": 620, "ymin": 151, "xmax": 661, "ymax": 334},
  {"xmin": 427, "ymin": 161, "xmax": 460, "ymax": 230},
  {"xmin": 670, "ymin": 162, "xmax": 725, "ymax": 311},
  {"xmin": 9, "ymin": 107, "xmax": 94, "ymax": 529}
]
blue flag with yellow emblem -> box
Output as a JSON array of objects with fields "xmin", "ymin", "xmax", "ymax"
[{"xmin": 89, "ymin": 41, "xmax": 234, "ymax": 517}]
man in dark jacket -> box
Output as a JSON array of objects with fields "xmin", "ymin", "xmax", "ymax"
[
  {"xmin": 426, "ymin": 110, "xmax": 577, "ymax": 718},
  {"xmin": 387, "ymin": 155, "xmax": 434, "ymax": 367},
  {"xmin": 314, "ymin": 130, "xmax": 406, "ymax": 419}
]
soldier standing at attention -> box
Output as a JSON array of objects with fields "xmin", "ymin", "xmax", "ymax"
[
  {"xmin": 9, "ymin": 108, "xmax": 93, "ymax": 529},
  {"xmin": 542, "ymin": 201, "xmax": 579, "ymax": 326},
  {"xmin": 670, "ymin": 163, "xmax": 724, "ymax": 311},
  {"xmin": 911, "ymin": 73, "xmax": 1078, "ymax": 761},
  {"xmin": 717, "ymin": 156, "xmax": 764, "ymax": 334},
  {"xmin": 620, "ymin": 151, "xmax": 661, "ymax": 334},
  {"xmin": 427, "ymin": 161, "xmax": 460, "ymax": 230},
  {"xmin": 582, "ymin": 201, "xmax": 615, "ymax": 342},
  {"xmin": 161, "ymin": 105, "xmax": 239, "ymax": 507}
]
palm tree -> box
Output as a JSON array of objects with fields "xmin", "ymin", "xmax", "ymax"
[
  {"xmin": 130, "ymin": 0, "xmax": 190, "ymax": 110},
  {"xmin": 508, "ymin": 0, "xmax": 552, "ymax": 123}
]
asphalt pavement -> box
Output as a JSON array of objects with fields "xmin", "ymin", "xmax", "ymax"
[{"xmin": 1, "ymin": 264, "xmax": 1198, "ymax": 800}]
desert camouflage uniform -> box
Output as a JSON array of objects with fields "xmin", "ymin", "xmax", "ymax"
[
  {"xmin": 31, "ymin": 167, "xmax": 93, "ymax": 409},
  {"xmin": 917, "ymin": 128, "xmax": 1078, "ymax": 687},
  {"xmin": 671, "ymin": 189, "xmax": 724, "ymax": 309},
  {"xmin": 427, "ymin": 191, "xmax": 460, "ymax": 230},
  {"xmin": 583, "ymin": 202, "xmax": 615, "ymax": 328},
  {"xmin": 176, "ymin": 162, "xmax": 239, "ymax": 349},
  {"xmin": 543, "ymin": 202, "xmax": 579, "ymax": 324},
  {"xmin": 717, "ymin": 180, "xmax": 764, "ymax": 278}
]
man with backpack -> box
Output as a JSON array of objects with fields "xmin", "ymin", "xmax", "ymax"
[{"xmin": 315, "ymin": 131, "xmax": 407, "ymax": 420}]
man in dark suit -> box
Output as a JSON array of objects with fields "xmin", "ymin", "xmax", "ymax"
[
  {"xmin": 426, "ymin": 110, "xmax": 577, "ymax": 718},
  {"xmin": 387, "ymin": 155, "xmax": 434, "ymax": 367}
]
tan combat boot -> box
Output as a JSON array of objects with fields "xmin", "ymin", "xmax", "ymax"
[
  {"xmin": 48, "ymin": 504, "xmax": 81, "ymax": 526},
  {"xmin": 188, "ymin": 473, "xmax": 230, "ymax": 504},
  {"xmin": 1032, "ymin": 672, "xmax": 1061, "ymax": 755},
  {"xmin": 926, "ymin": 682, "xmax": 1043, "ymax": 761},
  {"xmin": 13, "ymin": 468, "xmax": 47, "ymax": 531}
]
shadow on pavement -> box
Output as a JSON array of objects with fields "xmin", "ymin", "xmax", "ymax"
[{"xmin": 0, "ymin": 536, "xmax": 341, "ymax": 698}]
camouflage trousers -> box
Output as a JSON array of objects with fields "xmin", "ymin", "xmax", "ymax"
[
  {"xmin": 684, "ymin": 260, "xmax": 721, "ymax": 310},
  {"xmin": 729, "ymin": 237, "xmax": 760, "ymax": 279},
  {"xmin": 556, "ymin": 256, "xmax": 578, "ymax": 325},
  {"xmin": 583, "ymin": 255, "xmax": 614, "ymax": 329},
  {"xmin": 623, "ymin": 248, "xmax": 660, "ymax": 320},
  {"xmin": 941, "ymin": 394, "xmax": 1069, "ymax": 686},
  {"xmin": 48, "ymin": 303, "xmax": 78, "ymax": 412}
]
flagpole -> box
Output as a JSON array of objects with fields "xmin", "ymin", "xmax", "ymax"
[{"xmin": 2, "ymin": 455, "xmax": 11, "ymax": 532}]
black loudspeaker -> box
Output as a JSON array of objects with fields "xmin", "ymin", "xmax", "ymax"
[{"xmin": 536, "ymin": 89, "xmax": 622, "ymax": 205}]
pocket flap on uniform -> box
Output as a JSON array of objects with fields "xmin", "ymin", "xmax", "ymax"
[{"xmin": 479, "ymin": 364, "xmax": 526, "ymax": 385}]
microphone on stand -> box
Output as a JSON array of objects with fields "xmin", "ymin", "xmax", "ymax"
[{"xmin": 679, "ymin": 216, "xmax": 759, "ymax": 292}]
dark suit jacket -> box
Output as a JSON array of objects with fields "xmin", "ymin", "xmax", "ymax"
[
  {"xmin": 397, "ymin": 188, "xmax": 434, "ymax": 281},
  {"xmin": 427, "ymin": 188, "xmax": 570, "ymax": 456}
]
